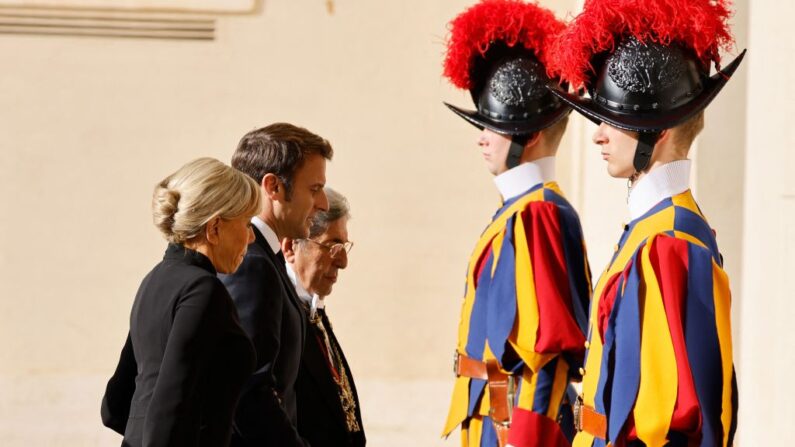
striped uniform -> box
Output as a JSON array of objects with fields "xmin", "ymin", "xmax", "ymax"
[
  {"xmin": 574, "ymin": 190, "xmax": 738, "ymax": 447},
  {"xmin": 444, "ymin": 182, "xmax": 592, "ymax": 447}
]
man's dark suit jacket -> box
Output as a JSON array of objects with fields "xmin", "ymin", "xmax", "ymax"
[
  {"xmin": 101, "ymin": 244, "xmax": 255, "ymax": 447},
  {"xmin": 220, "ymin": 226, "xmax": 309, "ymax": 446},
  {"xmin": 296, "ymin": 308, "xmax": 366, "ymax": 447}
]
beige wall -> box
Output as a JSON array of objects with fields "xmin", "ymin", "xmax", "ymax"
[
  {"xmin": 0, "ymin": 0, "xmax": 789, "ymax": 445},
  {"xmin": 738, "ymin": 0, "xmax": 795, "ymax": 444}
]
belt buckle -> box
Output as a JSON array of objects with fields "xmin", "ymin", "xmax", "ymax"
[
  {"xmin": 488, "ymin": 408, "xmax": 512, "ymax": 428},
  {"xmin": 453, "ymin": 351, "xmax": 460, "ymax": 377},
  {"xmin": 506, "ymin": 374, "xmax": 515, "ymax": 420},
  {"xmin": 573, "ymin": 394, "xmax": 583, "ymax": 432},
  {"xmin": 487, "ymin": 373, "xmax": 516, "ymax": 428}
]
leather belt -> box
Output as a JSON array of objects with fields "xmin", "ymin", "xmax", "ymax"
[
  {"xmin": 573, "ymin": 396, "xmax": 607, "ymax": 440},
  {"xmin": 454, "ymin": 352, "xmax": 515, "ymax": 447},
  {"xmin": 453, "ymin": 351, "xmax": 488, "ymax": 380},
  {"xmin": 486, "ymin": 359, "xmax": 513, "ymax": 447}
]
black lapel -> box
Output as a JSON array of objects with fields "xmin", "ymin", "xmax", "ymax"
[
  {"xmin": 250, "ymin": 225, "xmax": 270, "ymax": 254},
  {"xmin": 252, "ymin": 225, "xmax": 307, "ymax": 339}
]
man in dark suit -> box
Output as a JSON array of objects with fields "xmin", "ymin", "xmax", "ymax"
[
  {"xmin": 282, "ymin": 187, "xmax": 365, "ymax": 447},
  {"xmin": 221, "ymin": 123, "xmax": 333, "ymax": 446}
]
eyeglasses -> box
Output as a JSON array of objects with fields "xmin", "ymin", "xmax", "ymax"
[{"xmin": 301, "ymin": 238, "xmax": 354, "ymax": 258}]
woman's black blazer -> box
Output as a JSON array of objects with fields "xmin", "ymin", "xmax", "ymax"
[{"xmin": 101, "ymin": 244, "xmax": 255, "ymax": 447}]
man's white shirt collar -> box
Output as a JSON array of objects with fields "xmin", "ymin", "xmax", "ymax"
[
  {"xmin": 285, "ymin": 262, "xmax": 324, "ymax": 314},
  {"xmin": 493, "ymin": 156, "xmax": 555, "ymax": 201},
  {"xmin": 628, "ymin": 159, "xmax": 691, "ymax": 220},
  {"xmin": 251, "ymin": 216, "xmax": 281, "ymax": 255}
]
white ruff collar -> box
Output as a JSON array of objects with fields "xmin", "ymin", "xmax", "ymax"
[
  {"xmin": 493, "ymin": 156, "xmax": 555, "ymax": 200},
  {"xmin": 628, "ymin": 159, "xmax": 691, "ymax": 220}
]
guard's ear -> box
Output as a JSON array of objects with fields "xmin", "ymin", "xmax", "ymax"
[
  {"xmin": 650, "ymin": 128, "xmax": 679, "ymax": 161},
  {"xmin": 523, "ymin": 131, "xmax": 542, "ymax": 150},
  {"xmin": 656, "ymin": 128, "xmax": 672, "ymax": 147},
  {"xmin": 205, "ymin": 216, "xmax": 222, "ymax": 245},
  {"xmin": 282, "ymin": 237, "xmax": 297, "ymax": 263},
  {"xmin": 262, "ymin": 173, "xmax": 284, "ymax": 201}
]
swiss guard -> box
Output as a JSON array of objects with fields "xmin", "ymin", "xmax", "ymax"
[
  {"xmin": 548, "ymin": 0, "xmax": 744, "ymax": 446},
  {"xmin": 440, "ymin": 1, "xmax": 592, "ymax": 446}
]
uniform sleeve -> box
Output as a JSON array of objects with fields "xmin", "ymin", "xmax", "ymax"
[
  {"xmin": 597, "ymin": 235, "xmax": 737, "ymax": 447},
  {"xmin": 143, "ymin": 276, "xmax": 225, "ymax": 447},
  {"xmin": 487, "ymin": 202, "xmax": 588, "ymax": 370},
  {"xmin": 101, "ymin": 332, "xmax": 137, "ymax": 434},
  {"xmin": 488, "ymin": 202, "xmax": 589, "ymax": 447}
]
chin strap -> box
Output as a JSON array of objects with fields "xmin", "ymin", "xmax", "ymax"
[
  {"xmin": 506, "ymin": 134, "xmax": 530, "ymax": 170},
  {"xmin": 627, "ymin": 131, "xmax": 662, "ymax": 200},
  {"xmin": 633, "ymin": 131, "xmax": 661, "ymax": 173}
]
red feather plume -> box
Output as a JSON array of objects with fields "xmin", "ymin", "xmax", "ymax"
[
  {"xmin": 549, "ymin": 0, "xmax": 735, "ymax": 89},
  {"xmin": 443, "ymin": 0, "xmax": 566, "ymax": 90}
]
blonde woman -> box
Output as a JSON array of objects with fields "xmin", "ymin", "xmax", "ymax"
[{"xmin": 101, "ymin": 157, "xmax": 261, "ymax": 447}]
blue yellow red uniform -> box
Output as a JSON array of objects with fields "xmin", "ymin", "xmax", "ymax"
[
  {"xmin": 443, "ymin": 179, "xmax": 591, "ymax": 447},
  {"xmin": 574, "ymin": 184, "xmax": 737, "ymax": 447},
  {"xmin": 439, "ymin": 2, "xmax": 590, "ymax": 444},
  {"xmin": 546, "ymin": 0, "xmax": 743, "ymax": 444}
]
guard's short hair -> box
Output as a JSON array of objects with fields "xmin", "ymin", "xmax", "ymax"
[
  {"xmin": 672, "ymin": 110, "xmax": 705, "ymax": 151},
  {"xmin": 540, "ymin": 114, "xmax": 569, "ymax": 149}
]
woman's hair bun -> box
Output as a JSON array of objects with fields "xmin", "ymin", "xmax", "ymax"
[
  {"xmin": 150, "ymin": 157, "xmax": 262, "ymax": 246},
  {"xmin": 152, "ymin": 183, "xmax": 183, "ymax": 243}
]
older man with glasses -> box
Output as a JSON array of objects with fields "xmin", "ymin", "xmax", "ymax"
[{"xmin": 281, "ymin": 187, "xmax": 365, "ymax": 447}]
